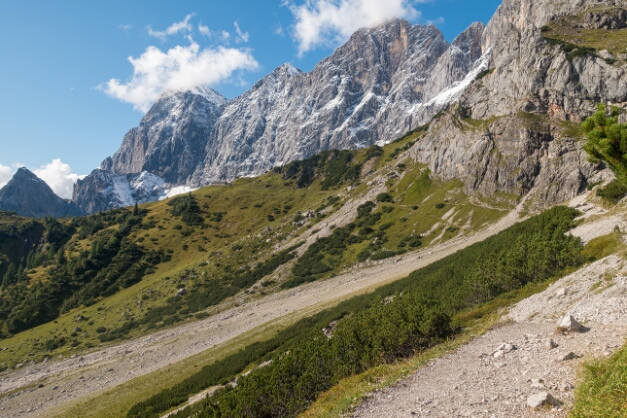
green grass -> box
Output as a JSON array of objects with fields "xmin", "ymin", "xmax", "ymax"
[
  {"xmin": 571, "ymin": 344, "xmax": 627, "ymax": 418},
  {"xmin": 541, "ymin": 8, "xmax": 627, "ymax": 61},
  {"xmin": 581, "ymin": 232, "xmax": 626, "ymax": 261}
]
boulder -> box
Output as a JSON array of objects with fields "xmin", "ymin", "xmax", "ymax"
[
  {"xmin": 558, "ymin": 315, "xmax": 584, "ymax": 332},
  {"xmin": 545, "ymin": 339, "xmax": 558, "ymax": 349},
  {"xmin": 527, "ymin": 392, "xmax": 560, "ymax": 408}
]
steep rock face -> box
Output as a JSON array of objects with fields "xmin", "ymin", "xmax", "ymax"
[
  {"xmin": 191, "ymin": 20, "xmax": 485, "ymax": 184},
  {"xmin": 409, "ymin": 0, "xmax": 627, "ymax": 207},
  {"xmin": 0, "ymin": 168, "xmax": 83, "ymax": 218},
  {"xmin": 72, "ymin": 170, "xmax": 170, "ymax": 214},
  {"xmin": 101, "ymin": 87, "xmax": 227, "ymax": 184},
  {"xmin": 475, "ymin": 0, "xmax": 627, "ymax": 122}
]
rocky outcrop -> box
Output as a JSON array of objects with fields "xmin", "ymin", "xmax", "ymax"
[
  {"xmin": 0, "ymin": 168, "xmax": 83, "ymax": 218},
  {"xmin": 583, "ymin": 8, "xmax": 627, "ymax": 29},
  {"xmin": 408, "ymin": 0, "xmax": 627, "ymax": 207}
]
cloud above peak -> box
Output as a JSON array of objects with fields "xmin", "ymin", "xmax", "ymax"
[
  {"xmin": 286, "ymin": 0, "xmax": 421, "ymax": 56},
  {"xmin": 100, "ymin": 40, "xmax": 259, "ymax": 112},
  {"xmin": 0, "ymin": 164, "xmax": 12, "ymax": 189},
  {"xmin": 148, "ymin": 14, "xmax": 195, "ymax": 40},
  {"xmin": 33, "ymin": 159, "xmax": 86, "ymax": 199}
]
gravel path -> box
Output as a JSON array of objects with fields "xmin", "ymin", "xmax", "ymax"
[
  {"xmin": 353, "ymin": 255, "xmax": 627, "ymax": 418},
  {"xmin": 0, "ymin": 204, "xmax": 520, "ymax": 418}
]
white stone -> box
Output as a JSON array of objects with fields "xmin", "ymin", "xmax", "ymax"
[
  {"xmin": 558, "ymin": 315, "xmax": 583, "ymax": 332},
  {"xmin": 527, "ymin": 392, "xmax": 559, "ymax": 408}
]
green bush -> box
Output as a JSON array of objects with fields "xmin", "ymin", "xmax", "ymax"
[
  {"xmin": 597, "ymin": 179, "xmax": 627, "ymax": 204},
  {"xmin": 376, "ymin": 193, "xmax": 393, "ymax": 203}
]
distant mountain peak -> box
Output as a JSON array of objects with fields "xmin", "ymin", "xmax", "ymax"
[
  {"xmin": 0, "ymin": 168, "xmax": 83, "ymax": 218},
  {"xmin": 13, "ymin": 167, "xmax": 45, "ymax": 183}
]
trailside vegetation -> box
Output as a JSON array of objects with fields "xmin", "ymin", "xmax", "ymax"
[
  {"xmin": 571, "ymin": 343, "xmax": 627, "ymax": 417},
  {"xmin": 582, "ymin": 104, "xmax": 627, "ymax": 202},
  {"xmin": 127, "ymin": 206, "xmax": 584, "ymax": 418}
]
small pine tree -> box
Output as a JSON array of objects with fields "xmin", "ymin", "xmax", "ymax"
[
  {"xmin": 2, "ymin": 263, "xmax": 17, "ymax": 288},
  {"xmin": 133, "ymin": 202, "xmax": 139, "ymax": 216}
]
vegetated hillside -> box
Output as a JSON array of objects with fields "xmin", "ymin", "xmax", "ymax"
[
  {"xmin": 126, "ymin": 206, "xmax": 585, "ymax": 418},
  {"xmin": 0, "ymin": 130, "xmax": 507, "ymax": 367}
]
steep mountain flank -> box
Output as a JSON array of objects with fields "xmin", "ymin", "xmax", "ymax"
[{"xmin": 0, "ymin": 168, "xmax": 82, "ymax": 218}]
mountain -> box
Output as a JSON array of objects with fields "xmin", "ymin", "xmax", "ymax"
[
  {"xmin": 407, "ymin": 0, "xmax": 627, "ymax": 207},
  {"xmin": 0, "ymin": 168, "xmax": 83, "ymax": 218},
  {"xmin": 190, "ymin": 20, "xmax": 485, "ymax": 184},
  {"xmin": 73, "ymin": 19, "xmax": 486, "ymax": 213},
  {"xmin": 74, "ymin": 0, "xmax": 627, "ymax": 214}
]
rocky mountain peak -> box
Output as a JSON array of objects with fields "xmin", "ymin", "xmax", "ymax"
[
  {"xmin": 0, "ymin": 168, "xmax": 83, "ymax": 218},
  {"xmin": 101, "ymin": 86, "xmax": 227, "ymax": 184},
  {"xmin": 12, "ymin": 167, "xmax": 45, "ymax": 184}
]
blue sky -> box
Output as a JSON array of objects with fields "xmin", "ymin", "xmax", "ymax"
[{"xmin": 0, "ymin": 0, "xmax": 502, "ymax": 197}]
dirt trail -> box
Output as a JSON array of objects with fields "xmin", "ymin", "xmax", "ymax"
[{"xmin": 0, "ymin": 205, "xmax": 520, "ymax": 418}]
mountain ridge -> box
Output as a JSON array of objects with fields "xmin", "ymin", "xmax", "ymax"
[{"xmin": 73, "ymin": 18, "xmax": 488, "ymax": 214}]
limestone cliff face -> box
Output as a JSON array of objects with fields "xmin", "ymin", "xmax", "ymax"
[
  {"xmin": 409, "ymin": 0, "xmax": 627, "ymax": 207},
  {"xmin": 101, "ymin": 87, "xmax": 227, "ymax": 184}
]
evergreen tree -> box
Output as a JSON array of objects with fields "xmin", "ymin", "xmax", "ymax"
[{"xmin": 2, "ymin": 263, "xmax": 17, "ymax": 288}]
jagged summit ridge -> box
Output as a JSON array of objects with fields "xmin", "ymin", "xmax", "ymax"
[
  {"xmin": 74, "ymin": 18, "xmax": 485, "ymax": 213},
  {"xmin": 191, "ymin": 19, "xmax": 484, "ymax": 185}
]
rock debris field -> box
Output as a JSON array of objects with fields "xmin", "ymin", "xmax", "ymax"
[{"xmin": 354, "ymin": 255, "xmax": 627, "ymax": 417}]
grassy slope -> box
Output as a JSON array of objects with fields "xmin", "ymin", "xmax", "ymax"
[{"xmin": 0, "ymin": 130, "xmax": 509, "ymax": 369}]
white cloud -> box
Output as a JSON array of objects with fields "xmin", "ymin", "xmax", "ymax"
[
  {"xmin": 426, "ymin": 17, "xmax": 445, "ymax": 25},
  {"xmin": 198, "ymin": 24, "xmax": 211, "ymax": 37},
  {"xmin": 100, "ymin": 40, "xmax": 259, "ymax": 112},
  {"xmin": 286, "ymin": 0, "xmax": 421, "ymax": 56},
  {"xmin": 148, "ymin": 14, "xmax": 195, "ymax": 40},
  {"xmin": 233, "ymin": 21, "xmax": 249, "ymax": 43},
  {"xmin": 221, "ymin": 30, "xmax": 231, "ymax": 41},
  {"xmin": 33, "ymin": 159, "xmax": 86, "ymax": 199},
  {"xmin": 118, "ymin": 23, "xmax": 133, "ymax": 32},
  {"xmin": 0, "ymin": 164, "xmax": 12, "ymax": 189},
  {"xmin": 274, "ymin": 23, "xmax": 285, "ymax": 36}
]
